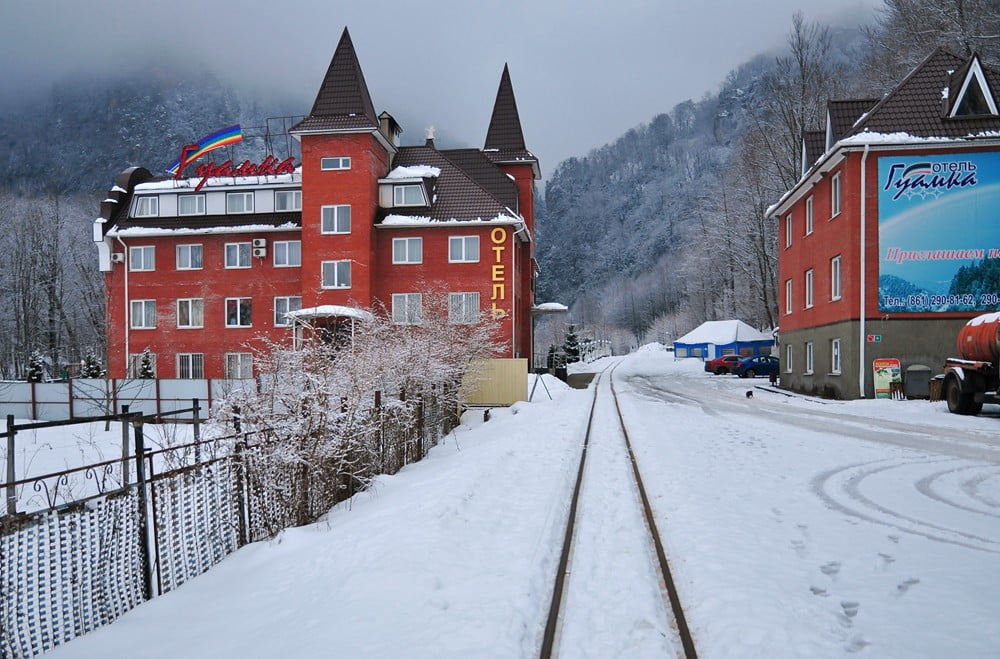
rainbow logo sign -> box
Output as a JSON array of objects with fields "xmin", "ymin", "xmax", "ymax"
[{"xmin": 167, "ymin": 125, "xmax": 243, "ymax": 177}]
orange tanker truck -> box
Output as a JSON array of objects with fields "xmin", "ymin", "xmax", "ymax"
[{"xmin": 943, "ymin": 312, "xmax": 1000, "ymax": 415}]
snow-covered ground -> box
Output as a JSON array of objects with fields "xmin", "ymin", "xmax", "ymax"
[{"xmin": 36, "ymin": 347, "xmax": 1000, "ymax": 658}]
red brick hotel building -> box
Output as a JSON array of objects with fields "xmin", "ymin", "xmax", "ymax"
[{"xmin": 94, "ymin": 29, "xmax": 539, "ymax": 379}]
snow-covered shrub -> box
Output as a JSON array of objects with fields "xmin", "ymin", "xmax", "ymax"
[{"xmin": 26, "ymin": 350, "xmax": 45, "ymax": 382}]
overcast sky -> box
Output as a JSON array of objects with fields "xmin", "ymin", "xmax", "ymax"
[{"xmin": 2, "ymin": 1, "xmax": 880, "ymax": 178}]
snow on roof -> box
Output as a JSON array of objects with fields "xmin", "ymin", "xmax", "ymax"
[
  {"xmin": 109, "ymin": 223, "xmax": 300, "ymax": 237},
  {"xmin": 136, "ymin": 170, "xmax": 301, "ymax": 191},
  {"xmin": 532, "ymin": 302, "xmax": 568, "ymax": 313},
  {"xmin": 674, "ymin": 320, "xmax": 773, "ymax": 345},
  {"xmin": 968, "ymin": 311, "xmax": 1000, "ymax": 326},
  {"xmin": 286, "ymin": 305, "xmax": 373, "ymax": 322},
  {"xmin": 385, "ymin": 165, "xmax": 440, "ymax": 179},
  {"xmin": 381, "ymin": 214, "xmax": 521, "ymax": 226}
]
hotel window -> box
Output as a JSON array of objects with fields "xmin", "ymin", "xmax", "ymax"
[
  {"xmin": 321, "ymin": 205, "xmax": 351, "ymax": 234},
  {"xmin": 805, "ymin": 269, "xmax": 814, "ymax": 309},
  {"xmin": 225, "ymin": 353, "xmax": 253, "ymax": 379},
  {"xmin": 274, "ymin": 189, "xmax": 302, "ymax": 211},
  {"xmin": 321, "ymin": 260, "xmax": 351, "ymax": 289},
  {"xmin": 176, "ymin": 353, "xmax": 204, "ymax": 379},
  {"xmin": 392, "ymin": 293, "xmax": 422, "ymax": 324},
  {"xmin": 176, "ymin": 298, "xmax": 204, "ymax": 328},
  {"xmin": 274, "ymin": 296, "xmax": 302, "ymax": 326},
  {"xmin": 831, "ymin": 255, "xmax": 842, "ymax": 301},
  {"xmin": 274, "ymin": 240, "xmax": 301, "ymax": 267},
  {"xmin": 831, "ymin": 338, "xmax": 842, "ymax": 375},
  {"xmin": 449, "ymin": 292, "xmax": 480, "ymax": 324},
  {"xmin": 785, "ymin": 214, "xmax": 792, "ymax": 248},
  {"xmin": 225, "ymin": 242, "xmax": 251, "ymax": 268},
  {"xmin": 805, "ymin": 195, "xmax": 814, "ymax": 235},
  {"xmin": 785, "ymin": 279, "xmax": 793, "ymax": 315},
  {"xmin": 805, "ymin": 342, "xmax": 814, "ymax": 374},
  {"xmin": 129, "ymin": 246, "xmax": 155, "ymax": 271},
  {"xmin": 227, "ymin": 192, "xmax": 254, "ymax": 214},
  {"xmin": 176, "ymin": 244, "xmax": 203, "ymax": 270},
  {"xmin": 225, "ymin": 297, "xmax": 252, "ymax": 327},
  {"xmin": 135, "ymin": 196, "xmax": 158, "ymax": 217},
  {"xmin": 450, "ymin": 236, "xmax": 480, "ymax": 263},
  {"xmin": 393, "ymin": 184, "xmax": 425, "ymax": 206},
  {"xmin": 127, "ymin": 352, "xmax": 156, "ymax": 378},
  {"xmin": 785, "ymin": 344, "xmax": 793, "ymax": 373},
  {"xmin": 392, "ymin": 237, "xmax": 423, "ymax": 264},
  {"xmin": 178, "ymin": 194, "xmax": 206, "ymax": 216},
  {"xmin": 831, "ymin": 172, "xmax": 841, "ymax": 217},
  {"xmin": 320, "ymin": 156, "xmax": 351, "ymax": 170},
  {"xmin": 130, "ymin": 300, "xmax": 156, "ymax": 329}
]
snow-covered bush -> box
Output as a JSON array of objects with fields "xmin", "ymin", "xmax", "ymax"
[
  {"xmin": 26, "ymin": 350, "xmax": 45, "ymax": 382},
  {"xmin": 80, "ymin": 350, "xmax": 104, "ymax": 378}
]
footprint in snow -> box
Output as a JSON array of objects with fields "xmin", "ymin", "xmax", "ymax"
[
  {"xmin": 845, "ymin": 634, "xmax": 871, "ymax": 653},
  {"xmin": 896, "ymin": 577, "xmax": 920, "ymax": 595},
  {"xmin": 809, "ymin": 585, "xmax": 828, "ymax": 597},
  {"xmin": 841, "ymin": 600, "xmax": 860, "ymax": 618},
  {"xmin": 820, "ymin": 561, "xmax": 841, "ymax": 577}
]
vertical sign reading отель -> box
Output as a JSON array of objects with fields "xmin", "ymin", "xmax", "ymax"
[{"xmin": 490, "ymin": 227, "xmax": 508, "ymax": 318}]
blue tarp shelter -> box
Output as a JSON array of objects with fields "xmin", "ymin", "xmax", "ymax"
[{"xmin": 673, "ymin": 320, "xmax": 774, "ymax": 359}]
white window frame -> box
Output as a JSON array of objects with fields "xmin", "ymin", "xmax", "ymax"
[
  {"xmin": 321, "ymin": 205, "xmax": 351, "ymax": 234},
  {"xmin": 127, "ymin": 353, "xmax": 156, "ymax": 378},
  {"xmin": 274, "ymin": 189, "xmax": 302, "ymax": 211},
  {"xmin": 831, "ymin": 255, "xmax": 842, "ymax": 301},
  {"xmin": 805, "ymin": 342, "xmax": 814, "ymax": 375},
  {"xmin": 785, "ymin": 343, "xmax": 793, "ymax": 373},
  {"xmin": 805, "ymin": 195, "xmax": 814, "ymax": 235},
  {"xmin": 321, "ymin": 260, "xmax": 352, "ymax": 289},
  {"xmin": 449, "ymin": 236, "xmax": 480, "ymax": 263},
  {"xmin": 225, "ymin": 242, "xmax": 251, "ymax": 269},
  {"xmin": 448, "ymin": 292, "xmax": 480, "ymax": 324},
  {"xmin": 134, "ymin": 196, "xmax": 158, "ymax": 217},
  {"xmin": 320, "ymin": 156, "xmax": 351, "ymax": 170},
  {"xmin": 130, "ymin": 299, "xmax": 156, "ymax": 329},
  {"xmin": 176, "ymin": 353, "xmax": 204, "ymax": 379},
  {"xmin": 225, "ymin": 352, "xmax": 253, "ymax": 379},
  {"xmin": 785, "ymin": 214, "xmax": 793, "ymax": 248},
  {"xmin": 177, "ymin": 194, "xmax": 206, "ymax": 216},
  {"xmin": 805, "ymin": 269, "xmax": 814, "ymax": 309},
  {"xmin": 273, "ymin": 240, "xmax": 301, "ymax": 267},
  {"xmin": 129, "ymin": 246, "xmax": 155, "ymax": 271},
  {"xmin": 176, "ymin": 298, "xmax": 204, "ymax": 329},
  {"xmin": 274, "ymin": 296, "xmax": 302, "ymax": 326},
  {"xmin": 392, "ymin": 237, "xmax": 423, "ymax": 264},
  {"xmin": 392, "ymin": 293, "xmax": 422, "ymax": 324},
  {"xmin": 226, "ymin": 191, "xmax": 254, "ymax": 214},
  {"xmin": 831, "ymin": 338, "xmax": 842, "ymax": 375},
  {"xmin": 785, "ymin": 279, "xmax": 793, "ymax": 316},
  {"xmin": 393, "ymin": 184, "xmax": 425, "ymax": 206},
  {"xmin": 176, "ymin": 244, "xmax": 203, "ymax": 270},
  {"xmin": 225, "ymin": 297, "xmax": 252, "ymax": 328},
  {"xmin": 831, "ymin": 172, "xmax": 841, "ymax": 218}
]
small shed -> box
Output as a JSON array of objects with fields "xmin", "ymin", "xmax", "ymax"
[{"xmin": 673, "ymin": 320, "xmax": 775, "ymax": 360}]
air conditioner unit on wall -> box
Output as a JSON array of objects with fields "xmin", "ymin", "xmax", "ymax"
[
  {"xmin": 111, "ymin": 253, "xmax": 125, "ymax": 263},
  {"xmin": 252, "ymin": 238, "xmax": 267, "ymax": 248},
  {"xmin": 252, "ymin": 247, "xmax": 267, "ymax": 258}
]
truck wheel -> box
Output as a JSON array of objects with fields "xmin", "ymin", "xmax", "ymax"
[{"xmin": 945, "ymin": 375, "xmax": 983, "ymax": 415}]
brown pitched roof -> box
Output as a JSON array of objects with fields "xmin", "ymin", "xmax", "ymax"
[
  {"xmin": 484, "ymin": 64, "xmax": 537, "ymax": 166},
  {"xmin": 440, "ymin": 148, "xmax": 520, "ymax": 211},
  {"xmin": 803, "ymin": 130, "xmax": 825, "ymax": 169},
  {"xmin": 849, "ymin": 48, "xmax": 1000, "ymax": 139},
  {"xmin": 290, "ymin": 28, "xmax": 379, "ymax": 134},
  {"xmin": 379, "ymin": 145, "xmax": 518, "ymax": 223},
  {"xmin": 827, "ymin": 99, "xmax": 880, "ymax": 144}
]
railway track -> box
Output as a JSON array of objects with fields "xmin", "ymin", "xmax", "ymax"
[{"xmin": 540, "ymin": 362, "xmax": 697, "ymax": 658}]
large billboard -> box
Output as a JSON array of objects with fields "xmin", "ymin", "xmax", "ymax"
[{"xmin": 878, "ymin": 152, "xmax": 1000, "ymax": 313}]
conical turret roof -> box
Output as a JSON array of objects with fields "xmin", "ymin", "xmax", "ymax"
[
  {"xmin": 291, "ymin": 28, "xmax": 379, "ymax": 133},
  {"xmin": 484, "ymin": 65, "xmax": 537, "ymax": 175}
]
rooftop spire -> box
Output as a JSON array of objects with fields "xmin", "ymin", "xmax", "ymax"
[
  {"xmin": 484, "ymin": 64, "xmax": 527, "ymax": 151},
  {"xmin": 291, "ymin": 27, "xmax": 378, "ymax": 133}
]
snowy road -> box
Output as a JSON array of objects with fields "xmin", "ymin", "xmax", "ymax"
[{"xmin": 41, "ymin": 348, "xmax": 1000, "ymax": 658}]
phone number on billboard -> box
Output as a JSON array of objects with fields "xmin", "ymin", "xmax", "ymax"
[{"xmin": 902, "ymin": 293, "xmax": 1000, "ymax": 306}]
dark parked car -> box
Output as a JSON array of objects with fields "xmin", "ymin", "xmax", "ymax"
[
  {"xmin": 733, "ymin": 355, "xmax": 780, "ymax": 378},
  {"xmin": 704, "ymin": 354, "xmax": 743, "ymax": 375}
]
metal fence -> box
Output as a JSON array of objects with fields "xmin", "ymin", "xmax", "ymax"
[{"xmin": 1, "ymin": 390, "xmax": 454, "ymax": 659}]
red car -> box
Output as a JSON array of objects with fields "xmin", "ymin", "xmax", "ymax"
[{"xmin": 704, "ymin": 354, "xmax": 742, "ymax": 375}]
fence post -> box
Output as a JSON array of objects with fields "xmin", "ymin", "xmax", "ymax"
[
  {"xmin": 120, "ymin": 404, "xmax": 130, "ymax": 486},
  {"xmin": 5, "ymin": 415, "xmax": 15, "ymax": 515},
  {"xmin": 133, "ymin": 416, "xmax": 154, "ymax": 601},
  {"xmin": 416, "ymin": 395, "xmax": 424, "ymax": 461},
  {"xmin": 232, "ymin": 405, "xmax": 241, "ymax": 433},
  {"xmin": 234, "ymin": 439, "xmax": 248, "ymax": 547},
  {"xmin": 30, "ymin": 380, "xmax": 37, "ymax": 421},
  {"xmin": 192, "ymin": 398, "xmax": 201, "ymax": 463},
  {"xmin": 374, "ymin": 391, "xmax": 384, "ymax": 472}
]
